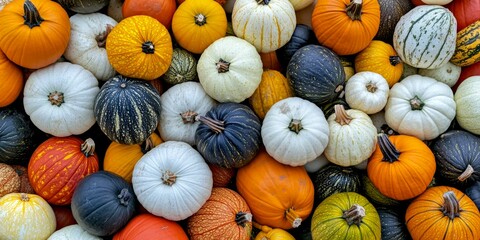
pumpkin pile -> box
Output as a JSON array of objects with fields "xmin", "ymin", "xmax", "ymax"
[{"xmin": 1, "ymin": 0, "xmax": 480, "ymax": 239}]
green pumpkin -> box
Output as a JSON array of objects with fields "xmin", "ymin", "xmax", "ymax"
[
  {"xmin": 162, "ymin": 48, "xmax": 197, "ymax": 85},
  {"xmin": 362, "ymin": 175, "xmax": 402, "ymax": 207},
  {"xmin": 313, "ymin": 164, "xmax": 362, "ymax": 203}
]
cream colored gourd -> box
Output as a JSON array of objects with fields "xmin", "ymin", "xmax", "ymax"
[
  {"xmin": 324, "ymin": 105, "xmax": 377, "ymax": 167},
  {"xmin": 418, "ymin": 61, "xmax": 461, "ymax": 87},
  {"xmin": 261, "ymin": 97, "xmax": 329, "ymax": 167},
  {"xmin": 48, "ymin": 225, "xmax": 101, "ymax": 240},
  {"xmin": 345, "ymin": 71, "xmax": 389, "ymax": 114},
  {"xmin": 455, "ymin": 76, "xmax": 480, "ymax": 135},
  {"xmin": 197, "ymin": 36, "xmax": 263, "ymax": 103}
]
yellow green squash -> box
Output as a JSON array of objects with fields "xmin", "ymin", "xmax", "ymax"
[{"xmin": 451, "ymin": 20, "xmax": 480, "ymax": 67}]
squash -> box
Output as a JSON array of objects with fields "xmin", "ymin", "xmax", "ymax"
[
  {"xmin": 23, "ymin": 62, "xmax": 100, "ymax": 137},
  {"xmin": 417, "ymin": 61, "xmax": 461, "ymax": 87},
  {"xmin": 259, "ymin": 51, "xmax": 283, "ymax": 71},
  {"xmin": 446, "ymin": 0, "xmax": 480, "ymax": 31},
  {"xmin": 253, "ymin": 223, "xmax": 295, "ymax": 240},
  {"xmin": 195, "ymin": 102, "xmax": 261, "ymax": 168},
  {"xmin": 52, "ymin": 205, "xmax": 77, "ymax": 231},
  {"xmin": 367, "ymin": 134, "xmax": 436, "ymax": 201},
  {"xmin": 453, "ymin": 62, "xmax": 480, "ymax": 92},
  {"xmin": 0, "ymin": 108, "xmax": 34, "ymax": 164},
  {"xmin": 0, "ymin": 50, "xmax": 23, "ymax": 107},
  {"xmin": 412, "ymin": 0, "xmax": 452, "ymax": 5},
  {"xmin": 405, "ymin": 186, "xmax": 480, "ymax": 240},
  {"xmin": 384, "ymin": 75, "xmax": 456, "ymax": 141},
  {"xmin": 197, "ymin": 36, "xmax": 263, "ymax": 103},
  {"xmin": 340, "ymin": 56, "xmax": 356, "ymax": 81},
  {"xmin": 310, "ymin": 192, "xmax": 381, "ymax": 240},
  {"xmin": 172, "ymin": 0, "xmax": 227, "ymax": 54},
  {"xmin": 0, "ymin": 0, "xmax": 70, "ymax": 69},
  {"xmin": 311, "ymin": 0, "xmax": 381, "ymax": 55},
  {"xmin": 232, "ymin": 0, "xmax": 296, "ymax": 53},
  {"xmin": 122, "ymin": 0, "xmax": 176, "ymax": 29},
  {"xmin": 158, "ymin": 82, "xmax": 216, "ymax": 146},
  {"xmin": 0, "ymin": 0, "xmax": 13, "ymax": 10},
  {"xmin": 11, "ymin": 165, "xmax": 34, "ymax": 194},
  {"xmin": 276, "ymin": 24, "xmax": 317, "ymax": 69},
  {"xmin": 71, "ymin": 171, "xmax": 137, "ymax": 237},
  {"xmin": 361, "ymin": 175, "xmax": 402, "ymax": 207},
  {"xmin": 375, "ymin": 0, "xmax": 413, "ymax": 43},
  {"xmin": 236, "ymin": 149, "xmax": 315, "ymax": 229},
  {"xmin": 312, "ymin": 164, "xmax": 362, "ymax": 203},
  {"xmin": 393, "ymin": 5, "xmax": 457, "ymax": 69},
  {"xmin": 376, "ymin": 207, "xmax": 411, "ymax": 240},
  {"xmin": 162, "ymin": 48, "xmax": 198, "ymax": 85},
  {"xmin": 107, "ymin": 0, "xmax": 123, "ymax": 22},
  {"xmin": 0, "ymin": 193, "xmax": 56, "ymax": 240},
  {"xmin": 113, "ymin": 213, "xmax": 188, "ymax": 240},
  {"xmin": 0, "ymin": 163, "xmax": 20, "ymax": 198},
  {"xmin": 64, "ymin": 13, "xmax": 118, "ymax": 81},
  {"xmin": 188, "ymin": 187, "xmax": 252, "ymax": 240},
  {"xmin": 289, "ymin": 0, "xmax": 314, "ymax": 11},
  {"xmin": 454, "ymin": 76, "xmax": 480, "ymax": 134},
  {"xmin": 93, "ymin": 75, "xmax": 162, "ymax": 145},
  {"xmin": 451, "ymin": 20, "xmax": 480, "ymax": 67},
  {"xmin": 106, "ymin": 15, "xmax": 173, "ymax": 80},
  {"xmin": 208, "ymin": 163, "xmax": 236, "ymax": 187},
  {"xmin": 57, "ymin": 0, "xmax": 109, "ymax": 13},
  {"xmin": 345, "ymin": 71, "xmax": 389, "ymax": 114},
  {"xmin": 48, "ymin": 224, "xmax": 102, "ymax": 240},
  {"xmin": 261, "ymin": 97, "xmax": 329, "ymax": 167},
  {"xmin": 465, "ymin": 181, "xmax": 480, "ymax": 210}
]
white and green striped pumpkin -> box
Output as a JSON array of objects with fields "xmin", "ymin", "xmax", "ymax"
[
  {"xmin": 162, "ymin": 48, "xmax": 197, "ymax": 85},
  {"xmin": 393, "ymin": 5, "xmax": 457, "ymax": 69}
]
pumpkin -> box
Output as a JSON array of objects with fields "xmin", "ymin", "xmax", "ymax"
[
  {"xmin": 446, "ymin": 0, "xmax": 480, "ymax": 31},
  {"xmin": 162, "ymin": 48, "xmax": 198, "ymax": 85},
  {"xmin": 122, "ymin": 0, "xmax": 176, "ymax": 29},
  {"xmin": 376, "ymin": 207, "xmax": 411, "ymax": 240},
  {"xmin": 64, "ymin": 13, "xmax": 118, "ymax": 81},
  {"xmin": 454, "ymin": 76, "xmax": 480, "ymax": 134},
  {"xmin": 232, "ymin": 0, "xmax": 296, "ymax": 53},
  {"xmin": 0, "ymin": 108, "xmax": 34, "ymax": 164},
  {"xmin": 208, "ymin": 163, "xmax": 236, "ymax": 187},
  {"xmin": 71, "ymin": 171, "xmax": 137, "ymax": 236},
  {"xmin": 0, "ymin": 0, "xmax": 70, "ymax": 69},
  {"xmin": 106, "ymin": 15, "xmax": 173, "ymax": 80},
  {"xmin": 197, "ymin": 36, "xmax": 263, "ymax": 103},
  {"xmin": 248, "ymin": 69, "xmax": 294, "ymax": 119},
  {"xmin": 417, "ymin": 61, "xmax": 461, "ymax": 87},
  {"xmin": 52, "ymin": 205, "xmax": 77, "ymax": 231},
  {"xmin": 324, "ymin": 105, "xmax": 377, "ymax": 167},
  {"xmin": 261, "ymin": 97, "xmax": 329, "ymax": 167},
  {"xmin": 48, "ymin": 224, "xmax": 102, "ymax": 240},
  {"xmin": 345, "ymin": 71, "xmax": 389, "ymax": 114},
  {"xmin": 311, "ymin": 0, "xmax": 381, "ymax": 56},
  {"xmin": 57, "ymin": 0, "xmax": 108, "ymax": 13},
  {"xmin": 113, "ymin": 213, "xmax": 188, "ymax": 240},
  {"xmin": 259, "ymin": 51, "xmax": 283, "ymax": 71},
  {"xmin": 0, "ymin": 163, "xmax": 20, "ymax": 197},
  {"xmin": 465, "ymin": 181, "xmax": 480, "ymax": 210},
  {"xmin": 236, "ymin": 149, "xmax": 315, "ymax": 229},
  {"xmin": 93, "ymin": 75, "xmax": 162, "ymax": 145},
  {"xmin": 289, "ymin": 0, "xmax": 314, "ymax": 10},
  {"xmin": 340, "ymin": 56, "xmax": 356, "ymax": 81},
  {"xmin": 375, "ymin": 0, "xmax": 413, "ymax": 43},
  {"xmin": 195, "ymin": 102, "xmax": 261, "ymax": 168},
  {"xmin": 303, "ymin": 154, "xmax": 330, "ymax": 173},
  {"xmin": 188, "ymin": 187, "xmax": 253, "ymax": 240},
  {"xmin": 384, "ymin": 75, "xmax": 456, "ymax": 141},
  {"xmin": 104, "ymin": 133, "xmax": 163, "ymax": 183},
  {"xmin": 454, "ymin": 62, "xmax": 480, "ymax": 92},
  {"xmin": 158, "ymin": 82, "xmax": 216, "ymax": 146},
  {"xmin": 354, "ymin": 40, "xmax": 403, "ymax": 87},
  {"xmin": 393, "ymin": 5, "xmax": 457, "ymax": 69},
  {"xmin": 312, "ymin": 164, "xmax": 362, "ymax": 203},
  {"xmin": 107, "ymin": 0, "xmax": 123, "ymax": 22},
  {"xmin": 367, "ymin": 134, "xmax": 436, "ymax": 201},
  {"xmin": 286, "ymin": 44, "xmax": 346, "ymax": 106},
  {"xmin": 0, "ymin": 0, "xmax": 13, "ymax": 10},
  {"xmin": 310, "ymin": 192, "xmax": 381, "ymax": 240},
  {"xmin": 11, "ymin": 165, "xmax": 35, "ymax": 194},
  {"xmin": 0, "ymin": 50, "xmax": 23, "ymax": 107},
  {"xmin": 23, "ymin": 62, "xmax": 100, "ymax": 137},
  {"xmin": 172, "ymin": 0, "xmax": 227, "ymax": 54},
  {"xmin": 451, "ymin": 20, "xmax": 480, "ymax": 67},
  {"xmin": 0, "ymin": 193, "xmax": 56, "ymax": 240},
  {"xmin": 253, "ymin": 223, "xmax": 295, "ymax": 240},
  {"xmin": 276, "ymin": 24, "xmax": 317, "ymax": 69},
  {"xmin": 405, "ymin": 186, "xmax": 480, "ymax": 240},
  {"xmin": 361, "ymin": 175, "xmax": 402, "ymax": 207},
  {"xmin": 412, "ymin": 0, "xmax": 452, "ymax": 5}
]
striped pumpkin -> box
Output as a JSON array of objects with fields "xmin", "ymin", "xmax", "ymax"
[
  {"xmin": 451, "ymin": 20, "xmax": 480, "ymax": 67},
  {"xmin": 162, "ymin": 48, "xmax": 197, "ymax": 85},
  {"xmin": 393, "ymin": 5, "xmax": 457, "ymax": 69},
  {"xmin": 94, "ymin": 75, "xmax": 162, "ymax": 145}
]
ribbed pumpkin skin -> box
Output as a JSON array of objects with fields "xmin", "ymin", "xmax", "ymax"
[
  {"xmin": 375, "ymin": 0, "xmax": 413, "ymax": 43},
  {"xmin": 465, "ymin": 181, "xmax": 480, "ymax": 210},
  {"xmin": 0, "ymin": 51, "xmax": 23, "ymax": 107},
  {"xmin": 451, "ymin": 20, "xmax": 480, "ymax": 67},
  {"xmin": 446, "ymin": 0, "xmax": 480, "ymax": 31},
  {"xmin": 28, "ymin": 136, "xmax": 99, "ymax": 205},
  {"xmin": 195, "ymin": 103, "xmax": 261, "ymax": 168},
  {"xmin": 188, "ymin": 187, "xmax": 252, "ymax": 240},
  {"xmin": 0, "ymin": 109, "xmax": 34, "ymax": 164},
  {"xmin": 312, "ymin": 164, "xmax": 362, "ymax": 203},
  {"xmin": 114, "ymin": 214, "xmax": 188, "ymax": 240},
  {"xmin": 162, "ymin": 48, "xmax": 198, "ymax": 85},
  {"xmin": 286, "ymin": 44, "xmax": 345, "ymax": 106},
  {"xmin": 362, "ymin": 175, "xmax": 402, "ymax": 207},
  {"xmin": 0, "ymin": 163, "xmax": 20, "ymax": 198},
  {"xmin": 106, "ymin": 15, "xmax": 173, "ymax": 80},
  {"xmin": 94, "ymin": 75, "xmax": 162, "ymax": 145},
  {"xmin": 377, "ymin": 207, "xmax": 411, "ymax": 240}
]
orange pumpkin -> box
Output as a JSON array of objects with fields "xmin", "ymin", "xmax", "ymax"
[
  {"xmin": 114, "ymin": 213, "xmax": 188, "ymax": 240},
  {"xmin": 122, "ymin": 0, "xmax": 176, "ymax": 30},
  {"xmin": 236, "ymin": 149, "xmax": 314, "ymax": 229},
  {"xmin": 367, "ymin": 134, "xmax": 436, "ymax": 201},
  {"xmin": 259, "ymin": 51, "xmax": 283, "ymax": 72},
  {"xmin": 0, "ymin": 163, "xmax": 20, "ymax": 198},
  {"xmin": 0, "ymin": 51, "xmax": 23, "ymax": 107},
  {"xmin": 0, "ymin": 0, "xmax": 70, "ymax": 69},
  {"xmin": 311, "ymin": 0, "xmax": 381, "ymax": 55},
  {"xmin": 208, "ymin": 163, "xmax": 236, "ymax": 187}
]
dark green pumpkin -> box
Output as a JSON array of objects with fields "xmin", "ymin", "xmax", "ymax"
[
  {"xmin": 465, "ymin": 181, "xmax": 480, "ymax": 210},
  {"xmin": 431, "ymin": 130, "xmax": 480, "ymax": 188},
  {"xmin": 374, "ymin": 0, "xmax": 413, "ymax": 43},
  {"xmin": 320, "ymin": 98, "xmax": 349, "ymax": 119},
  {"xmin": 162, "ymin": 48, "xmax": 197, "ymax": 85},
  {"xmin": 0, "ymin": 108, "xmax": 35, "ymax": 164},
  {"xmin": 312, "ymin": 164, "xmax": 361, "ymax": 203},
  {"xmin": 195, "ymin": 102, "xmax": 261, "ymax": 168},
  {"xmin": 376, "ymin": 207, "xmax": 411, "ymax": 240},
  {"xmin": 71, "ymin": 171, "xmax": 136, "ymax": 236},
  {"xmin": 57, "ymin": 0, "xmax": 109, "ymax": 13},
  {"xmin": 286, "ymin": 44, "xmax": 345, "ymax": 106},
  {"xmin": 94, "ymin": 75, "xmax": 162, "ymax": 145},
  {"xmin": 362, "ymin": 175, "xmax": 402, "ymax": 207},
  {"xmin": 276, "ymin": 24, "xmax": 318, "ymax": 69}
]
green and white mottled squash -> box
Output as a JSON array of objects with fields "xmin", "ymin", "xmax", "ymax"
[
  {"xmin": 451, "ymin": 20, "xmax": 480, "ymax": 67},
  {"xmin": 393, "ymin": 5, "xmax": 457, "ymax": 69},
  {"xmin": 454, "ymin": 76, "xmax": 480, "ymax": 135},
  {"xmin": 163, "ymin": 48, "xmax": 198, "ymax": 85}
]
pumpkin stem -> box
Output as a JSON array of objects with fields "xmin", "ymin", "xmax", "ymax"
[
  {"xmin": 366, "ymin": 82, "xmax": 377, "ymax": 93},
  {"xmin": 20, "ymin": 193, "xmax": 29, "ymax": 201},
  {"xmin": 48, "ymin": 91, "xmax": 64, "ymax": 106},
  {"xmin": 117, "ymin": 188, "xmax": 132, "ymax": 206},
  {"xmin": 23, "ymin": 0, "xmax": 43, "ymax": 28},
  {"xmin": 409, "ymin": 96, "xmax": 424, "ymax": 110},
  {"xmin": 389, "ymin": 56, "xmax": 402, "ymax": 66},
  {"xmin": 194, "ymin": 13, "xmax": 207, "ymax": 26},
  {"xmin": 96, "ymin": 24, "xmax": 114, "ymax": 48},
  {"xmin": 343, "ymin": 204, "xmax": 366, "ymax": 226},
  {"xmin": 180, "ymin": 110, "xmax": 198, "ymax": 124},
  {"xmin": 140, "ymin": 136, "xmax": 154, "ymax": 154},
  {"xmin": 346, "ymin": 0, "xmax": 363, "ymax": 21},
  {"xmin": 142, "ymin": 41, "xmax": 155, "ymax": 54},
  {"xmin": 334, "ymin": 104, "xmax": 352, "ymax": 125},
  {"xmin": 235, "ymin": 212, "xmax": 253, "ymax": 227},
  {"xmin": 285, "ymin": 208, "xmax": 302, "ymax": 228},
  {"xmin": 196, "ymin": 115, "xmax": 225, "ymax": 134},
  {"xmin": 80, "ymin": 138, "xmax": 96, "ymax": 157},
  {"xmin": 288, "ymin": 119, "xmax": 303, "ymax": 134},
  {"xmin": 216, "ymin": 58, "xmax": 230, "ymax": 73},
  {"xmin": 442, "ymin": 191, "xmax": 462, "ymax": 220},
  {"xmin": 257, "ymin": 0, "xmax": 269, "ymax": 4},
  {"xmin": 161, "ymin": 170, "xmax": 177, "ymax": 186},
  {"xmin": 458, "ymin": 164, "xmax": 474, "ymax": 182},
  {"xmin": 378, "ymin": 133, "xmax": 400, "ymax": 163}
]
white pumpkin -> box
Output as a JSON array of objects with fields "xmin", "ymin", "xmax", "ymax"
[
  {"xmin": 418, "ymin": 61, "xmax": 461, "ymax": 87},
  {"xmin": 303, "ymin": 154, "xmax": 329, "ymax": 173},
  {"xmin": 232, "ymin": 0, "xmax": 296, "ymax": 53},
  {"xmin": 132, "ymin": 141, "xmax": 213, "ymax": 221},
  {"xmin": 385, "ymin": 74, "xmax": 456, "ymax": 140},
  {"xmin": 64, "ymin": 13, "xmax": 118, "ymax": 81},
  {"xmin": 23, "ymin": 62, "xmax": 100, "ymax": 137},
  {"xmin": 324, "ymin": 105, "xmax": 377, "ymax": 167},
  {"xmin": 48, "ymin": 225, "xmax": 101, "ymax": 240},
  {"xmin": 197, "ymin": 36, "xmax": 263, "ymax": 103},
  {"xmin": 261, "ymin": 97, "xmax": 329, "ymax": 167},
  {"xmin": 345, "ymin": 71, "xmax": 389, "ymax": 114},
  {"xmin": 454, "ymin": 76, "xmax": 480, "ymax": 135},
  {"xmin": 158, "ymin": 82, "xmax": 216, "ymax": 146},
  {"xmin": 289, "ymin": 0, "xmax": 314, "ymax": 11},
  {"xmin": 415, "ymin": 0, "xmax": 453, "ymax": 5}
]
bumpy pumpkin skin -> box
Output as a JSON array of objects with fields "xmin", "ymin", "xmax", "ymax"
[{"xmin": 0, "ymin": 163, "xmax": 20, "ymax": 198}]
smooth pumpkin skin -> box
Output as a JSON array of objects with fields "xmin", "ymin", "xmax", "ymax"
[
  {"xmin": 114, "ymin": 214, "xmax": 188, "ymax": 240},
  {"xmin": 446, "ymin": 0, "xmax": 480, "ymax": 32},
  {"xmin": 259, "ymin": 51, "xmax": 283, "ymax": 72},
  {"xmin": 465, "ymin": 181, "xmax": 480, "ymax": 210},
  {"xmin": 454, "ymin": 76, "xmax": 480, "ymax": 134},
  {"xmin": 0, "ymin": 108, "xmax": 34, "ymax": 164},
  {"xmin": 0, "ymin": 50, "xmax": 23, "ymax": 107},
  {"xmin": 0, "ymin": 0, "xmax": 70, "ymax": 69},
  {"xmin": 48, "ymin": 224, "xmax": 102, "ymax": 240},
  {"xmin": 122, "ymin": 0, "xmax": 176, "ymax": 29},
  {"xmin": 374, "ymin": 0, "xmax": 413, "ymax": 43}
]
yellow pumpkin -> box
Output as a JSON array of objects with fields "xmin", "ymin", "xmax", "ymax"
[
  {"xmin": 106, "ymin": 15, "xmax": 173, "ymax": 80},
  {"xmin": 253, "ymin": 223, "xmax": 295, "ymax": 240}
]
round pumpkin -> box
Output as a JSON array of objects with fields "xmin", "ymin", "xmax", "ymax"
[
  {"xmin": 276, "ymin": 24, "xmax": 317, "ymax": 69},
  {"xmin": 418, "ymin": 61, "xmax": 461, "ymax": 87},
  {"xmin": 0, "ymin": 108, "xmax": 34, "ymax": 164},
  {"xmin": 455, "ymin": 76, "xmax": 480, "ymax": 134},
  {"xmin": 57, "ymin": 0, "xmax": 109, "ymax": 13},
  {"xmin": 312, "ymin": 164, "xmax": 362, "ymax": 203},
  {"xmin": 0, "ymin": 50, "xmax": 23, "ymax": 107},
  {"xmin": 376, "ymin": 207, "xmax": 411, "ymax": 240},
  {"xmin": 48, "ymin": 224, "xmax": 102, "ymax": 240},
  {"xmin": 113, "ymin": 213, "xmax": 188, "ymax": 240},
  {"xmin": 122, "ymin": 0, "xmax": 176, "ymax": 29},
  {"xmin": 345, "ymin": 71, "xmax": 390, "ymax": 114},
  {"xmin": 0, "ymin": 163, "xmax": 20, "ymax": 198},
  {"xmin": 253, "ymin": 224, "xmax": 296, "ymax": 240},
  {"xmin": 162, "ymin": 48, "xmax": 198, "ymax": 85}
]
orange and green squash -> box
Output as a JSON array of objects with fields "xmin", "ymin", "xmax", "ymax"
[{"xmin": 451, "ymin": 20, "xmax": 480, "ymax": 67}]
